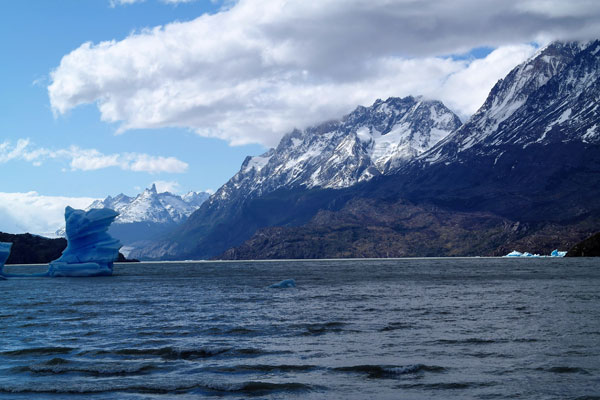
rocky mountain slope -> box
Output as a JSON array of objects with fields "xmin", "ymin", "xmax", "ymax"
[
  {"xmin": 134, "ymin": 40, "xmax": 600, "ymax": 260},
  {"xmin": 566, "ymin": 232, "xmax": 600, "ymax": 257},
  {"xmin": 421, "ymin": 41, "xmax": 599, "ymax": 164},
  {"xmin": 212, "ymin": 96, "xmax": 460, "ymax": 206},
  {"xmin": 130, "ymin": 97, "xmax": 461, "ymax": 259}
]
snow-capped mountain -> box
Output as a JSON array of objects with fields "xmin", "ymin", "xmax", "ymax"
[
  {"xmin": 132, "ymin": 39, "xmax": 600, "ymax": 261},
  {"xmin": 216, "ymin": 40, "xmax": 600, "ymax": 260},
  {"xmin": 56, "ymin": 185, "xmax": 210, "ymax": 248},
  {"xmin": 422, "ymin": 40, "xmax": 600, "ymax": 164},
  {"xmin": 213, "ymin": 96, "xmax": 461, "ymax": 204},
  {"xmin": 85, "ymin": 184, "xmax": 209, "ymax": 225}
]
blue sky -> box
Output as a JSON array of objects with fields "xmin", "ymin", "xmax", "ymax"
[
  {"xmin": 0, "ymin": 0, "xmax": 264, "ymax": 199},
  {"xmin": 1, "ymin": 0, "xmax": 598, "ymax": 235}
]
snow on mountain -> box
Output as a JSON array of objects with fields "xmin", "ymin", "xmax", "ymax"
[
  {"xmin": 422, "ymin": 40, "xmax": 600, "ymax": 164},
  {"xmin": 56, "ymin": 185, "xmax": 209, "ymax": 237},
  {"xmin": 212, "ymin": 96, "xmax": 461, "ymax": 204},
  {"xmin": 100, "ymin": 184, "xmax": 209, "ymax": 224}
]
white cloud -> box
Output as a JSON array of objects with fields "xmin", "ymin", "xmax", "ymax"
[
  {"xmin": 161, "ymin": 0, "xmax": 199, "ymax": 3},
  {"xmin": 49, "ymin": 0, "xmax": 600, "ymax": 146},
  {"xmin": 152, "ymin": 180, "xmax": 181, "ymax": 193},
  {"xmin": 0, "ymin": 192, "xmax": 98, "ymax": 236},
  {"xmin": 0, "ymin": 139, "xmax": 188, "ymax": 174},
  {"xmin": 109, "ymin": 0, "xmax": 145, "ymax": 7},
  {"xmin": 435, "ymin": 45, "xmax": 538, "ymax": 118},
  {"xmin": 110, "ymin": 0, "xmax": 199, "ymax": 6}
]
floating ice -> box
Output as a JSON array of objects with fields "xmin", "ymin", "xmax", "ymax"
[
  {"xmin": 48, "ymin": 207, "xmax": 121, "ymax": 277},
  {"xmin": 269, "ymin": 279, "xmax": 296, "ymax": 288},
  {"xmin": 504, "ymin": 249, "xmax": 566, "ymax": 258},
  {"xmin": 550, "ymin": 249, "xmax": 567, "ymax": 257},
  {"xmin": 0, "ymin": 242, "xmax": 11, "ymax": 279},
  {"xmin": 505, "ymin": 250, "xmax": 524, "ymax": 257}
]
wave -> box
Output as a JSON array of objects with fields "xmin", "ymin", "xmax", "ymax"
[
  {"xmin": 204, "ymin": 326, "xmax": 257, "ymax": 336},
  {"xmin": 379, "ymin": 322, "xmax": 411, "ymax": 331},
  {"xmin": 205, "ymin": 381, "xmax": 313, "ymax": 394},
  {"xmin": 22, "ymin": 359, "xmax": 156, "ymax": 376},
  {"xmin": 0, "ymin": 380, "xmax": 314, "ymax": 395},
  {"xmin": 396, "ymin": 381, "xmax": 496, "ymax": 390},
  {"xmin": 295, "ymin": 321, "xmax": 349, "ymax": 336},
  {"xmin": 214, "ymin": 364, "xmax": 318, "ymax": 373},
  {"xmin": 544, "ymin": 366, "xmax": 590, "ymax": 375},
  {"xmin": 333, "ymin": 364, "xmax": 445, "ymax": 379},
  {"xmin": 80, "ymin": 346, "xmax": 274, "ymax": 360},
  {"xmin": 433, "ymin": 338, "xmax": 507, "ymax": 345},
  {"xmin": 1, "ymin": 347, "xmax": 74, "ymax": 356}
]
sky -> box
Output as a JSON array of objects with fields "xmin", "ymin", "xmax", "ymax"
[{"xmin": 1, "ymin": 0, "xmax": 599, "ymax": 235}]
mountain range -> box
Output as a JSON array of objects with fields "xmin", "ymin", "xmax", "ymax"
[
  {"xmin": 130, "ymin": 40, "xmax": 600, "ymax": 260},
  {"xmin": 58, "ymin": 184, "xmax": 209, "ymax": 255}
]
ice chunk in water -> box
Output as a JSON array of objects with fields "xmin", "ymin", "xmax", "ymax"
[
  {"xmin": 48, "ymin": 206, "xmax": 121, "ymax": 277},
  {"xmin": 270, "ymin": 279, "xmax": 296, "ymax": 288},
  {"xmin": 0, "ymin": 242, "xmax": 11, "ymax": 279}
]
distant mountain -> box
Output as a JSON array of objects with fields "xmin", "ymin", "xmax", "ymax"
[
  {"xmin": 133, "ymin": 40, "xmax": 600, "ymax": 260},
  {"xmin": 86, "ymin": 184, "xmax": 209, "ymax": 225},
  {"xmin": 58, "ymin": 185, "xmax": 210, "ymax": 255},
  {"xmin": 221, "ymin": 40, "xmax": 600, "ymax": 259},
  {"xmin": 212, "ymin": 96, "xmax": 460, "ymax": 206},
  {"xmin": 130, "ymin": 97, "xmax": 461, "ymax": 259}
]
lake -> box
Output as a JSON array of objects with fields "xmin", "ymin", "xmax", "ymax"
[{"xmin": 1, "ymin": 258, "xmax": 599, "ymax": 399}]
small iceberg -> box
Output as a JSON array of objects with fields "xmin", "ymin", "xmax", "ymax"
[
  {"xmin": 269, "ymin": 279, "xmax": 296, "ymax": 288},
  {"xmin": 550, "ymin": 249, "xmax": 567, "ymax": 257},
  {"xmin": 504, "ymin": 249, "xmax": 566, "ymax": 258}
]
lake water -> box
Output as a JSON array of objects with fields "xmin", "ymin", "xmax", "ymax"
[{"xmin": 1, "ymin": 258, "xmax": 599, "ymax": 399}]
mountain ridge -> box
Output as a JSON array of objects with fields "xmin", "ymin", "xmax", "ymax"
[
  {"xmin": 130, "ymin": 96, "xmax": 461, "ymax": 259},
  {"xmin": 132, "ymin": 39, "xmax": 600, "ymax": 260}
]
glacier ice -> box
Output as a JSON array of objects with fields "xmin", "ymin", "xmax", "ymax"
[
  {"xmin": 504, "ymin": 249, "xmax": 566, "ymax": 258},
  {"xmin": 48, "ymin": 207, "xmax": 121, "ymax": 277},
  {"xmin": 0, "ymin": 207, "xmax": 121, "ymax": 279},
  {"xmin": 269, "ymin": 279, "xmax": 296, "ymax": 288},
  {"xmin": 0, "ymin": 242, "xmax": 11, "ymax": 279}
]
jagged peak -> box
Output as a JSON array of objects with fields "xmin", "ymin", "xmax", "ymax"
[
  {"xmin": 420, "ymin": 39, "xmax": 599, "ymax": 165},
  {"xmin": 212, "ymin": 94, "xmax": 461, "ymax": 203}
]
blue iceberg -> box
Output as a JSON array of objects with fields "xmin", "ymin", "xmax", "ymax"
[
  {"xmin": 48, "ymin": 207, "xmax": 121, "ymax": 277},
  {"xmin": 550, "ymin": 249, "xmax": 567, "ymax": 257},
  {"xmin": 269, "ymin": 278, "xmax": 296, "ymax": 288},
  {"xmin": 504, "ymin": 249, "xmax": 566, "ymax": 258},
  {"xmin": 0, "ymin": 242, "xmax": 11, "ymax": 280},
  {"xmin": 0, "ymin": 207, "xmax": 120, "ymax": 279}
]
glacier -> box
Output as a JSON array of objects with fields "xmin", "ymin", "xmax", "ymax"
[{"xmin": 48, "ymin": 207, "xmax": 121, "ymax": 277}]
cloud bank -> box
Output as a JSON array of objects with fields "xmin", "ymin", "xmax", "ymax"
[
  {"xmin": 0, "ymin": 139, "xmax": 188, "ymax": 173},
  {"xmin": 0, "ymin": 192, "xmax": 98, "ymax": 236},
  {"xmin": 49, "ymin": 0, "xmax": 600, "ymax": 146}
]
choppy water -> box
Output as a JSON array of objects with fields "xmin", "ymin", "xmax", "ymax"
[{"xmin": 1, "ymin": 258, "xmax": 599, "ymax": 399}]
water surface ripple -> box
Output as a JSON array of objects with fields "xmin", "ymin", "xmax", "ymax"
[{"xmin": 1, "ymin": 258, "xmax": 599, "ymax": 399}]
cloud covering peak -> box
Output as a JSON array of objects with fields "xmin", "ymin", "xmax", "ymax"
[{"xmin": 48, "ymin": 0, "xmax": 600, "ymax": 146}]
